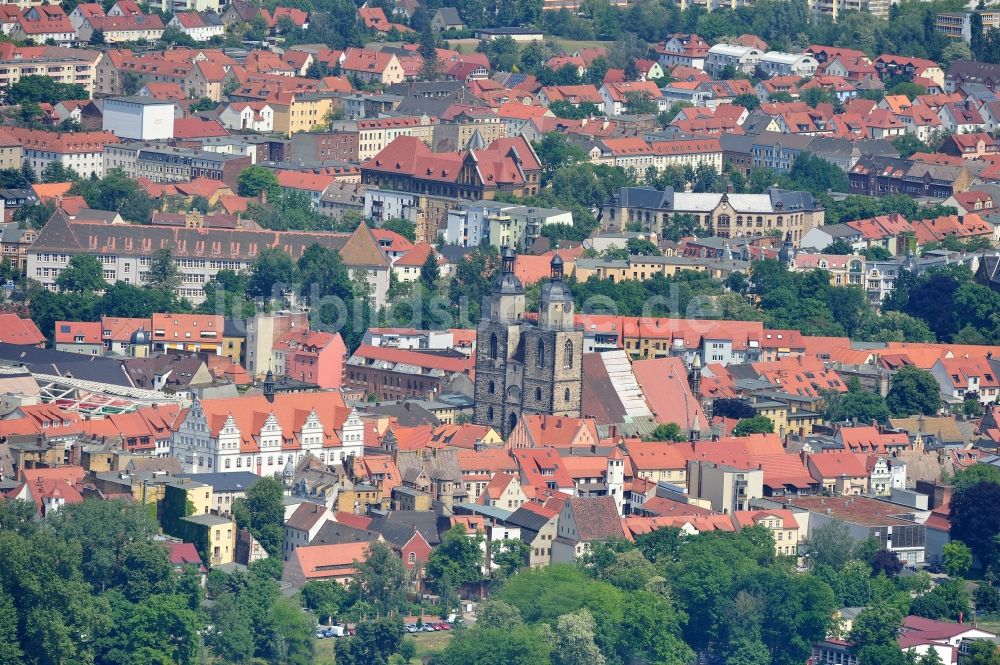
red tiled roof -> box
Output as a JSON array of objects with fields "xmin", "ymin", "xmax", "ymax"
[{"xmin": 0, "ymin": 314, "xmax": 45, "ymax": 346}]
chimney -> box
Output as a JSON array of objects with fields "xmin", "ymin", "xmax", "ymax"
[{"xmin": 259, "ymin": 188, "xmax": 268, "ymax": 206}]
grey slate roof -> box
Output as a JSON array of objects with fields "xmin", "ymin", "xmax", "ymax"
[
  {"xmin": 176, "ymin": 471, "xmax": 261, "ymax": 493},
  {"xmin": 367, "ymin": 510, "xmax": 442, "ymax": 548},
  {"xmin": 433, "ymin": 7, "xmax": 462, "ymax": 25},
  {"xmin": 310, "ymin": 521, "xmax": 379, "ymax": 546},
  {"xmin": 0, "ymin": 343, "xmax": 133, "ymax": 386}
]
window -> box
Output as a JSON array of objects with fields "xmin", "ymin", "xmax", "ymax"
[
  {"xmin": 537, "ymin": 339, "xmax": 545, "ymax": 367},
  {"xmin": 488, "ymin": 380, "xmax": 495, "ymax": 394},
  {"xmin": 489, "ymin": 333, "xmax": 497, "ymax": 359},
  {"xmin": 535, "ymin": 387, "xmax": 542, "ymax": 401},
  {"xmin": 408, "ymin": 552, "xmax": 416, "ymax": 564},
  {"xmin": 563, "ymin": 339, "xmax": 574, "ymax": 369},
  {"xmin": 564, "ymin": 387, "xmax": 571, "ymax": 402}
]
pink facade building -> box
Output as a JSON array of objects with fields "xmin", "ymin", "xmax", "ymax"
[{"xmin": 272, "ymin": 330, "xmax": 346, "ymax": 389}]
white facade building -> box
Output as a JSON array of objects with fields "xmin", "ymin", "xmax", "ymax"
[
  {"xmin": 102, "ymin": 96, "xmax": 176, "ymax": 141},
  {"xmin": 705, "ymin": 44, "xmax": 762, "ymax": 77},
  {"xmin": 171, "ymin": 394, "xmax": 365, "ymax": 476},
  {"xmin": 758, "ymin": 52, "xmax": 819, "ymax": 78}
]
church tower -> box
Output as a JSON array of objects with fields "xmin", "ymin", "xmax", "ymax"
[
  {"xmin": 473, "ymin": 252, "xmax": 583, "ymax": 438},
  {"xmin": 522, "ymin": 254, "xmax": 582, "ymax": 420},
  {"xmin": 474, "ymin": 248, "xmax": 525, "ymax": 436}
]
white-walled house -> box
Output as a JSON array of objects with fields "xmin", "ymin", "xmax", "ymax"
[
  {"xmin": 218, "ymin": 102, "xmax": 274, "ymax": 132},
  {"xmin": 168, "ymin": 11, "xmax": 224, "ymax": 41}
]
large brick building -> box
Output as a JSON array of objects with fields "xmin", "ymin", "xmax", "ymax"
[
  {"xmin": 360, "ymin": 135, "xmax": 541, "ymax": 202},
  {"xmin": 474, "ymin": 251, "xmax": 583, "ymax": 437}
]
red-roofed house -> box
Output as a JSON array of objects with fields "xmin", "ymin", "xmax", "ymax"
[
  {"xmin": 932, "ymin": 355, "xmax": 1000, "ymax": 405},
  {"xmin": 173, "ymin": 118, "xmax": 229, "ymax": 140},
  {"xmin": 341, "ymin": 47, "xmax": 405, "ymax": 85},
  {"xmin": 600, "ymin": 80, "xmax": 666, "ymax": 116},
  {"xmin": 54, "ymin": 320, "xmax": 102, "ymax": 355},
  {"xmin": 16, "ymin": 466, "xmax": 85, "ymax": 516},
  {"xmin": 508, "ymin": 415, "xmax": 600, "ymax": 449},
  {"xmin": 0, "ymin": 314, "xmax": 45, "ymax": 347},
  {"xmin": 478, "ymin": 472, "xmax": 528, "ymax": 510},
  {"xmin": 12, "ymin": 5, "xmax": 74, "ymax": 45},
  {"xmin": 910, "ymin": 214, "xmax": 994, "ymax": 245},
  {"xmin": 731, "ymin": 509, "xmax": 800, "ymax": 556},
  {"xmin": 284, "ymin": 541, "xmax": 370, "ymax": 588},
  {"xmin": 806, "ymin": 451, "xmax": 869, "ymax": 495}
]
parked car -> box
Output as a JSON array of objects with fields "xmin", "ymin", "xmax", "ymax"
[
  {"xmin": 315, "ymin": 631, "xmax": 326, "ymax": 639},
  {"xmin": 927, "ymin": 562, "xmax": 943, "ymax": 574},
  {"xmin": 440, "ymin": 623, "xmax": 452, "ymax": 631},
  {"xmin": 405, "ymin": 624, "xmax": 419, "ymax": 633}
]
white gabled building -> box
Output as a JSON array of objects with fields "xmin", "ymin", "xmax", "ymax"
[
  {"xmin": 705, "ymin": 44, "xmax": 763, "ymax": 77},
  {"xmin": 218, "ymin": 102, "xmax": 274, "ymax": 132},
  {"xmin": 168, "ymin": 11, "xmax": 224, "ymax": 41},
  {"xmin": 758, "ymin": 51, "xmax": 819, "ymax": 78},
  {"xmin": 171, "ymin": 392, "xmax": 365, "ymax": 477}
]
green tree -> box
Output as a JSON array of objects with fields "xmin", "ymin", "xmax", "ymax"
[
  {"xmin": 335, "ymin": 616, "xmax": 404, "ymax": 665},
  {"xmin": 554, "ymin": 609, "xmax": 604, "ymax": 665},
  {"xmin": 954, "ymin": 464, "xmax": 1000, "ymax": 492},
  {"xmin": 532, "ymin": 132, "xmax": 587, "ymax": 183},
  {"xmin": 351, "ymin": 542, "xmax": 409, "ymax": 617},
  {"xmin": 145, "ymin": 248, "xmax": 180, "ymax": 294},
  {"xmin": 232, "ymin": 477, "xmax": 284, "ymax": 557},
  {"xmin": 476, "ymin": 598, "xmax": 523, "ymax": 629},
  {"xmin": 7, "ymin": 75, "xmax": 87, "ymax": 104},
  {"xmin": 849, "ymin": 602, "xmax": 904, "ymax": 653},
  {"xmin": 807, "ymin": 521, "xmax": 854, "ymax": 571},
  {"xmin": 733, "ymin": 92, "xmax": 761, "ymax": 111},
  {"xmin": 824, "ymin": 383, "xmax": 890, "ymax": 424},
  {"xmin": 432, "ymin": 624, "xmax": 554, "ymax": 665},
  {"xmin": 892, "ymin": 133, "xmax": 932, "ymax": 158},
  {"xmin": 886, "ymin": 365, "xmax": 941, "ymax": 417},
  {"xmin": 617, "ymin": 590, "xmax": 693, "ymax": 665},
  {"xmin": 964, "ymin": 640, "xmax": 1000, "ymax": 665},
  {"xmin": 117, "ymin": 541, "xmax": 174, "ymax": 603},
  {"xmin": 248, "ymin": 247, "xmax": 299, "ymax": 300},
  {"xmin": 382, "ymin": 218, "xmax": 416, "ymax": 241},
  {"xmin": 425, "ymin": 525, "xmax": 484, "ymax": 593},
  {"xmin": 40, "ymin": 160, "xmax": 79, "ymax": 183},
  {"xmin": 70, "ymin": 169, "xmax": 155, "ymax": 221},
  {"xmin": 208, "ymin": 591, "xmax": 256, "ymax": 662},
  {"xmin": 420, "ymin": 251, "xmax": 440, "ymax": 291},
  {"xmin": 490, "ymin": 538, "xmax": 531, "ymax": 579},
  {"xmin": 237, "ymin": 165, "xmax": 280, "ymax": 199},
  {"xmin": 910, "ymin": 579, "xmax": 971, "ymax": 620},
  {"xmin": 855, "ymin": 311, "xmax": 935, "ymax": 344},
  {"xmin": 644, "ymin": 422, "xmax": 686, "ymax": 442},
  {"xmin": 0, "ymin": 589, "xmax": 24, "ymax": 665},
  {"xmin": 733, "ymin": 415, "xmax": 774, "ymax": 436},
  {"xmin": 265, "ymin": 596, "xmax": 315, "ymax": 664},
  {"xmin": 952, "ymin": 481, "xmax": 1000, "ymax": 571},
  {"xmin": 980, "ymin": 583, "xmax": 1000, "ymax": 616},
  {"xmin": 300, "ymin": 580, "xmax": 347, "ymax": 623},
  {"xmin": 943, "ymin": 541, "xmax": 973, "ymax": 578},
  {"xmin": 56, "ymin": 254, "xmax": 105, "ymax": 293}
]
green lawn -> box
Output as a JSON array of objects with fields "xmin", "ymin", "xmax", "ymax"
[
  {"xmin": 312, "ymin": 629, "xmax": 452, "ymax": 664},
  {"xmin": 409, "ymin": 630, "xmax": 454, "ymax": 662},
  {"xmin": 553, "ymin": 38, "xmax": 614, "ymax": 52}
]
